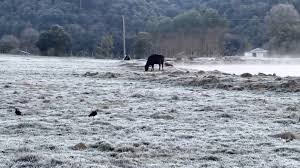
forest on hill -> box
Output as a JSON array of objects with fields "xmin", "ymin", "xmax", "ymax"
[{"xmin": 0, "ymin": 0, "xmax": 300, "ymax": 57}]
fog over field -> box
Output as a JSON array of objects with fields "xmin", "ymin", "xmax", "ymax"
[
  {"xmin": 178, "ymin": 57, "xmax": 300, "ymax": 77},
  {"xmin": 0, "ymin": 55, "xmax": 300, "ymax": 168}
]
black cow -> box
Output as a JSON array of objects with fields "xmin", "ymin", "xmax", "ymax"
[{"xmin": 145, "ymin": 54, "xmax": 165, "ymax": 71}]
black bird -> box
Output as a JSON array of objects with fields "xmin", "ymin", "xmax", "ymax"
[
  {"xmin": 15, "ymin": 108, "xmax": 22, "ymax": 116},
  {"xmin": 89, "ymin": 110, "xmax": 98, "ymax": 117}
]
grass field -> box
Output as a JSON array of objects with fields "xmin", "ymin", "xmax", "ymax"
[{"xmin": 0, "ymin": 55, "xmax": 299, "ymax": 168}]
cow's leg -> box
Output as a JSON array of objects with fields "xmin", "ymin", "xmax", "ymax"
[
  {"xmin": 151, "ymin": 65, "xmax": 154, "ymax": 71},
  {"xmin": 159, "ymin": 64, "xmax": 161, "ymax": 71},
  {"xmin": 162, "ymin": 62, "xmax": 164, "ymax": 71}
]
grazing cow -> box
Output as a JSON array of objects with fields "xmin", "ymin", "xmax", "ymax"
[{"xmin": 145, "ymin": 54, "xmax": 165, "ymax": 71}]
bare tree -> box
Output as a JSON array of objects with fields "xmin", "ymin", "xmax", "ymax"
[{"xmin": 20, "ymin": 28, "xmax": 40, "ymax": 53}]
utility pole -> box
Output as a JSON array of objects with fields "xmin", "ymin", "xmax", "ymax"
[
  {"xmin": 122, "ymin": 15, "xmax": 126, "ymax": 59},
  {"xmin": 79, "ymin": 0, "xmax": 82, "ymax": 10}
]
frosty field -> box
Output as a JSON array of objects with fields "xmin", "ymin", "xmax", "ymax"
[{"xmin": 0, "ymin": 55, "xmax": 300, "ymax": 168}]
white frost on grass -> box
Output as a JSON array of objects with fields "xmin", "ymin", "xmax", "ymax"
[{"xmin": 0, "ymin": 55, "xmax": 299, "ymax": 168}]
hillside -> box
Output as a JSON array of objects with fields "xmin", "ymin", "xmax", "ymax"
[{"xmin": 0, "ymin": 0, "xmax": 300, "ymax": 57}]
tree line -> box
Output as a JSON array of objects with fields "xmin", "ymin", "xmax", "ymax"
[{"xmin": 0, "ymin": 0, "xmax": 300, "ymax": 57}]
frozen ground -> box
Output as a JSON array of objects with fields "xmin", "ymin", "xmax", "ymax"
[
  {"xmin": 0, "ymin": 55, "xmax": 300, "ymax": 168},
  {"xmin": 177, "ymin": 64, "xmax": 300, "ymax": 77}
]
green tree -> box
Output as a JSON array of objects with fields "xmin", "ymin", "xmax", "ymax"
[
  {"xmin": 133, "ymin": 32, "xmax": 152, "ymax": 58},
  {"xmin": 36, "ymin": 25, "xmax": 71, "ymax": 56},
  {"xmin": 223, "ymin": 34, "xmax": 246, "ymax": 56},
  {"xmin": 96, "ymin": 35, "xmax": 114, "ymax": 58},
  {"xmin": 65, "ymin": 24, "xmax": 87, "ymax": 55},
  {"xmin": 265, "ymin": 4, "xmax": 300, "ymax": 53},
  {"xmin": 173, "ymin": 10, "xmax": 203, "ymax": 32}
]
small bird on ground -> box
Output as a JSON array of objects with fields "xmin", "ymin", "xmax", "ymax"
[
  {"xmin": 15, "ymin": 108, "xmax": 22, "ymax": 116},
  {"xmin": 89, "ymin": 110, "xmax": 98, "ymax": 117}
]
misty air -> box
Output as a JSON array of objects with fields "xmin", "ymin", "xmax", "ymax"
[{"xmin": 0, "ymin": 1, "xmax": 300, "ymax": 168}]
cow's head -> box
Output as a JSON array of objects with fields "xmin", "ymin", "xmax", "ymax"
[{"xmin": 145, "ymin": 65, "xmax": 149, "ymax": 71}]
